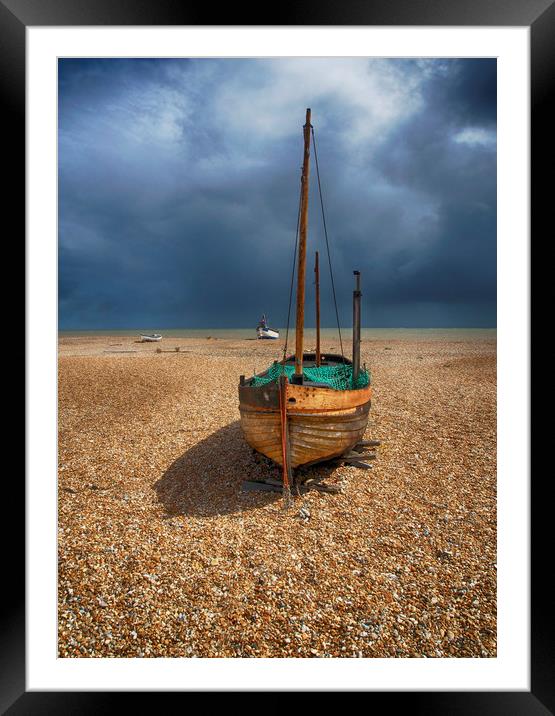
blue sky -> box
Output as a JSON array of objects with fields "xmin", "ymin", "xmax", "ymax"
[{"xmin": 58, "ymin": 58, "xmax": 496, "ymax": 329}]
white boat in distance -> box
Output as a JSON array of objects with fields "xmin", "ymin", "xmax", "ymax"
[
  {"xmin": 140, "ymin": 334, "xmax": 162, "ymax": 342},
  {"xmin": 256, "ymin": 315, "xmax": 279, "ymax": 340}
]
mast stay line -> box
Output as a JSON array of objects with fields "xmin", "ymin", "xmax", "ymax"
[
  {"xmin": 311, "ymin": 124, "xmax": 347, "ymax": 370},
  {"xmin": 283, "ymin": 108, "xmax": 347, "ymax": 382}
]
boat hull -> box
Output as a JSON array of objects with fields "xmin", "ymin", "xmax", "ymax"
[
  {"xmin": 257, "ymin": 328, "xmax": 279, "ymax": 339},
  {"xmin": 238, "ymin": 379, "xmax": 371, "ymax": 469}
]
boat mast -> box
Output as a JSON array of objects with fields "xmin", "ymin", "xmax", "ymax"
[
  {"xmin": 315, "ymin": 251, "xmax": 321, "ymax": 367},
  {"xmin": 294, "ymin": 108, "xmax": 311, "ymax": 381}
]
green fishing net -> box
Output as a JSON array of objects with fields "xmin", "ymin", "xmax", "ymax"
[{"xmin": 251, "ymin": 362, "xmax": 370, "ymax": 390}]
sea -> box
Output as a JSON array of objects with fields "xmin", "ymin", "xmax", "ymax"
[{"xmin": 59, "ymin": 328, "xmax": 496, "ymax": 341}]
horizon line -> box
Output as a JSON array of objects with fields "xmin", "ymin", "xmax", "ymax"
[{"xmin": 59, "ymin": 326, "xmax": 498, "ymax": 332}]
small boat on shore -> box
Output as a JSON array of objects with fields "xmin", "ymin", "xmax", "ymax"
[
  {"xmin": 238, "ymin": 109, "xmax": 372, "ymax": 496},
  {"xmin": 140, "ymin": 334, "xmax": 162, "ymax": 342},
  {"xmin": 256, "ymin": 315, "xmax": 279, "ymax": 340}
]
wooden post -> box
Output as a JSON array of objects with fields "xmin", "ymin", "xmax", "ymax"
[
  {"xmin": 294, "ymin": 108, "xmax": 311, "ymax": 382},
  {"xmin": 352, "ymin": 270, "xmax": 361, "ymax": 386},
  {"xmin": 278, "ymin": 374, "xmax": 292, "ymax": 506},
  {"xmin": 315, "ymin": 251, "xmax": 321, "ymax": 367}
]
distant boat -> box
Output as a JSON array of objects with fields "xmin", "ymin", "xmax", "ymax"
[
  {"xmin": 256, "ymin": 315, "xmax": 279, "ymax": 340},
  {"xmin": 238, "ymin": 109, "xmax": 371, "ymax": 493},
  {"xmin": 140, "ymin": 334, "xmax": 162, "ymax": 342}
]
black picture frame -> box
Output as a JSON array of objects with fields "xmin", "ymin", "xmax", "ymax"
[{"xmin": 9, "ymin": 0, "xmax": 551, "ymax": 711}]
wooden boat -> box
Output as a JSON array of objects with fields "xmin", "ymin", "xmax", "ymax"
[
  {"xmin": 238, "ymin": 109, "xmax": 371, "ymax": 489},
  {"xmin": 256, "ymin": 315, "xmax": 279, "ymax": 340},
  {"xmin": 239, "ymin": 353, "xmax": 371, "ymax": 469},
  {"xmin": 140, "ymin": 334, "xmax": 162, "ymax": 342}
]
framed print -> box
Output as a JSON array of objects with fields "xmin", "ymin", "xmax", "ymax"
[{"xmin": 7, "ymin": 0, "xmax": 552, "ymax": 710}]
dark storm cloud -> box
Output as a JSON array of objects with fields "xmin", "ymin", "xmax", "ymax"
[
  {"xmin": 362, "ymin": 60, "xmax": 496, "ymax": 326},
  {"xmin": 427, "ymin": 58, "xmax": 496, "ymax": 126},
  {"xmin": 58, "ymin": 58, "xmax": 496, "ymax": 329}
]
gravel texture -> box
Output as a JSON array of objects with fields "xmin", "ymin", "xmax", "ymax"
[{"xmin": 58, "ymin": 334, "xmax": 496, "ymax": 658}]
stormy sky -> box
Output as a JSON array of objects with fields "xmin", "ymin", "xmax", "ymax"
[{"xmin": 58, "ymin": 58, "xmax": 496, "ymax": 329}]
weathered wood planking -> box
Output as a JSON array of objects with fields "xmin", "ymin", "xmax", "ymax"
[
  {"xmin": 238, "ymin": 352, "xmax": 372, "ymax": 470},
  {"xmin": 239, "ymin": 401, "xmax": 370, "ymax": 468}
]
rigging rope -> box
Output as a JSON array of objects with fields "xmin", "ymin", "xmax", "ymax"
[
  {"xmin": 281, "ymin": 126, "xmax": 348, "ymax": 377},
  {"xmin": 311, "ymin": 126, "xmax": 347, "ymax": 370}
]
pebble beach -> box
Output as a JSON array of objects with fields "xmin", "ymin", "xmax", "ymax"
[{"xmin": 58, "ymin": 332, "xmax": 496, "ymax": 658}]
